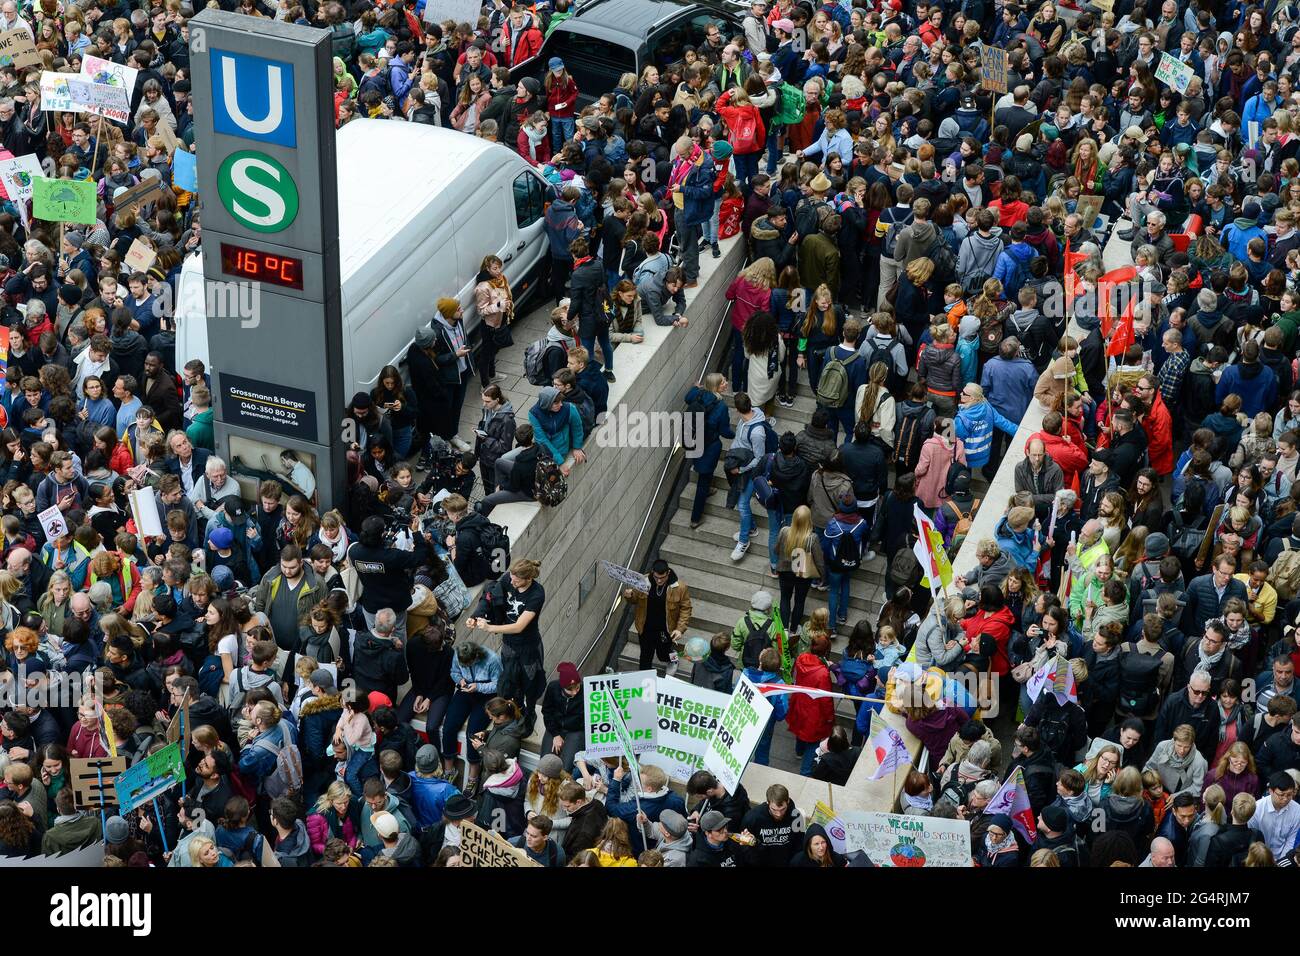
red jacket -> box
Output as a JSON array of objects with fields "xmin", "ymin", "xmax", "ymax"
[
  {"xmin": 715, "ymin": 90, "xmax": 766, "ymax": 155},
  {"xmin": 503, "ymin": 22, "xmax": 544, "ymax": 68},
  {"xmin": 961, "ymin": 606, "xmax": 1015, "ymax": 676},
  {"xmin": 23, "ymin": 315, "xmax": 52, "ymax": 347},
  {"xmin": 1025, "ymin": 429, "xmax": 1088, "ymax": 490},
  {"xmin": 787, "ymin": 653, "xmax": 835, "ymax": 743},
  {"xmin": 1145, "ymin": 393, "xmax": 1174, "ymax": 475},
  {"xmin": 517, "ymin": 126, "xmax": 553, "ymax": 166},
  {"xmin": 67, "ymin": 721, "xmax": 107, "ymax": 759},
  {"xmin": 544, "ymin": 75, "xmax": 578, "ymax": 118},
  {"xmin": 108, "ymin": 442, "xmax": 133, "ymax": 475}
]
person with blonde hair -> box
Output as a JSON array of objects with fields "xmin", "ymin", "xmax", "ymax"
[{"xmin": 1145, "ymin": 723, "xmax": 1208, "ymax": 799}]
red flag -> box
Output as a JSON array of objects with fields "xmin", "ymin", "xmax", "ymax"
[{"xmin": 1106, "ymin": 298, "xmax": 1136, "ymax": 358}]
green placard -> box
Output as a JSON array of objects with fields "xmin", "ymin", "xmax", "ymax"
[{"xmin": 32, "ymin": 176, "xmax": 97, "ymax": 225}]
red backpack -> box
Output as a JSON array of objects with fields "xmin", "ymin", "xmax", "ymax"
[{"xmin": 729, "ymin": 109, "xmax": 762, "ymax": 154}]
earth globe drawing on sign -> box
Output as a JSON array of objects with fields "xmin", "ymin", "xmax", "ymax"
[
  {"xmin": 49, "ymin": 184, "xmax": 81, "ymax": 205},
  {"xmin": 13, "ymin": 172, "xmax": 30, "ymax": 188},
  {"xmin": 88, "ymin": 69, "xmax": 125, "ymax": 86}
]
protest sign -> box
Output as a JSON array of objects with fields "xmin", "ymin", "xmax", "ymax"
[
  {"xmin": 37, "ymin": 504, "xmax": 67, "ymax": 542},
  {"xmin": 80, "ymin": 55, "xmax": 138, "ymax": 123},
  {"xmin": 839, "ymin": 811, "xmax": 973, "ymax": 867},
  {"xmin": 980, "ymin": 45, "xmax": 1008, "ymax": 94},
  {"xmin": 39, "ymin": 71, "xmax": 74, "ymax": 112},
  {"xmin": 113, "ymin": 741, "xmax": 185, "ymax": 813},
  {"xmin": 128, "ymin": 485, "xmax": 165, "ymax": 538},
  {"xmin": 165, "ymin": 690, "xmax": 191, "ymax": 744},
  {"xmin": 67, "ymin": 76, "xmax": 131, "ymax": 119},
  {"xmin": 459, "ymin": 819, "xmax": 541, "ymax": 867},
  {"xmin": 0, "ymin": 28, "xmax": 40, "ymax": 70},
  {"xmin": 0, "ymin": 153, "xmax": 43, "ymax": 228},
  {"xmin": 173, "ymin": 148, "xmax": 197, "ymax": 193},
  {"xmin": 124, "ymin": 237, "xmax": 157, "ymax": 273},
  {"xmin": 423, "ymin": 0, "xmax": 483, "ymax": 25},
  {"xmin": 702, "ymin": 674, "xmax": 773, "ymax": 793},
  {"xmin": 640, "ymin": 676, "xmax": 729, "ymax": 783},
  {"xmin": 112, "ymin": 175, "xmax": 170, "ymax": 215},
  {"xmin": 1074, "ymin": 194, "xmax": 1104, "ymax": 232},
  {"xmin": 1155, "ymin": 52, "xmax": 1195, "ymax": 95},
  {"xmin": 69, "ymin": 756, "xmax": 127, "ymax": 811},
  {"xmin": 32, "ymin": 176, "xmax": 96, "ymax": 224},
  {"xmin": 601, "ymin": 558, "xmax": 649, "ymax": 593},
  {"xmin": 583, "ymin": 670, "xmax": 657, "ymax": 756}
]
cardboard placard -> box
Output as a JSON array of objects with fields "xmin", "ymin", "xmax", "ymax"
[
  {"xmin": 701, "ymin": 675, "xmax": 774, "ymax": 794},
  {"xmin": 31, "ymin": 176, "xmax": 96, "ymax": 225},
  {"xmin": 458, "ymin": 820, "xmax": 541, "ymax": 867},
  {"xmin": 601, "ymin": 559, "xmax": 649, "ymax": 593},
  {"xmin": 69, "ymin": 756, "xmax": 127, "ymax": 812},
  {"xmin": 37, "ymin": 504, "xmax": 67, "ymax": 541},
  {"xmin": 0, "ymin": 28, "xmax": 41, "ymax": 70},
  {"xmin": 980, "ymin": 45, "xmax": 1009, "ymax": 94},
  {"xmin": 165, "ymin": 690, "xmax": 191, "ymax": 744},
  {"xmin": 422, "ymin": 0, "xmax": 483, "ymax": 26},
  {"xmin": 111, "ymin": 176, "xmax": 169, "ymax": 215},
  {"xmin": 1074, "ymin": 194, "xmax": 1104, "ymax": 233},
  {"xmin": 1154, "ymin": 51, "xmax": 1195, "ymax": 95},
  {"xmin": 583, "ymin": 670, "xmax": 658, "ymax": 757},
  {"xmin": 128, "ymin": 485, "xmax": 165, "ymax": 538},
  {"xmin": 123, "ymin": 237, "xmax": 157, "ymax": 273},
  {"xmin": 839, "ymin": 811, "xmax": 973, "ymax": 867},
  {"xmin": 113, "ymin": 741, "xmax": 184, "ymax": 813},
  {"xmin": 80, "ymin": 55, "xmax": 138, "ymax": 124}
]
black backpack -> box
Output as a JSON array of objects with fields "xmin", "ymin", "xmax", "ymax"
[
  {"xmin": 893, "ymin": 404, "xmax": 933, "ymax": 473},
  {"xmin": 942, "ymin": 442, "xmax": 971, "ymax": 498},
  {"xmin": 861, "ymin": 339, "xmax": 907, "ymax": 396},
  {"xmin": 825, "ymin": 514, "xmax": 865, "ymax": 572},
  {"xmin": 1035, "ymin": 706, "xmax": 1072, "ymax": 760},
  {"xmin": 1116, "ymin": 643, "xmax": 1164, "ymax": 716},
  {"xmin": 925, "ymin": 234, "xmax": 957, "ymax": 285},
  {"xmin": 740, "ymin": 613, "xmax": 774, "ymax": 669},
  {"xmin": 474, "ymin": 522, "xmax": 512, "ymax": 581}
]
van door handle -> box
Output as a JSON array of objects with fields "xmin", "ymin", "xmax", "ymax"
[
  {"xmin": 516, "ymin": 241, "xmax": 526, "ymax": 250},
  {"xmin": 503, "ymin": 254, "xmax": 514, "ymax": 263}
]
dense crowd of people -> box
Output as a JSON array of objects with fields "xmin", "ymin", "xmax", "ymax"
[{"xmin": 5, "ymin": 0, "xmax": 1300, "ymax": 871}]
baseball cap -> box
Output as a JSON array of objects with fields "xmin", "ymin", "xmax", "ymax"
[{"xmin": 372, "ymin": 811, "xmax": 399, "ymax": 839}]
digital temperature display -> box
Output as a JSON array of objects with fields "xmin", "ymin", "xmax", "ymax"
[{"xmin": 220, "ymin": 242, "xmax": 305, "ymax": 290}]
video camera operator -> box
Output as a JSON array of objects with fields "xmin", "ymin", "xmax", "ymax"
[{"xmin": 346, "ymin": 513, "xmax": 430, "ymax": 641}]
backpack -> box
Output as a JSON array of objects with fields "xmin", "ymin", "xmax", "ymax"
[
  {"xmin": 861, "ymin": 338, "xmax": 906, "ymax": 395},
  {"xmin": 773, "ymin": 82, "xmax": 806, "ymax": 126},
  {"xmin": 573, "ymin": 187, "xmax": 597, "ymax": 229},
  {"xmin": 359, "ymin": 65, "xmax": 392, "ymax": 100},
  {"xmin": 523, "ymin": 338, "xmax": 566, "ymax": 386},
  {"xmin": 476, "ymin": 522, "xmax": 512, "ymax": 581},
  {"xmin": 745, "ymin": 416, "xmax": 780, "ymax": 458},
  {"xmin": 534, "ymin": 452, "xmax": 569, "ymax": 506},
  {"xmin": 686, "ymin": 390, "xmax": 720, "ymax": 447},
  {"xmin": 252, "ymin": 733, "xmax": 303, "ymax": 799},
  {"xmin": 1270, "ymin": 541, "xmax": 1300, "ymax": 601},
  {"xmin": 946, "ymin": 497, "xmax": 980, "ymax": 551},
  {"xmin": 740, "ymin": 612, "xmax": 774, "ymax": 669},
  {"xmin": 824, "ymin": 515, "xmax": 866, "ymax": 572},
  {"xmin": 728, "ymin": 109, "xmax": 762, "ymax": 153},
  {"xmin": 815, "ymin": 351, "xmax": 860, "ymax": 408},
  {"xmin": 925, "ymin": 235, "xmax": 957, "ymax": 283},
  {"xmin": 196, "ymin": 654, "xmax": 223, "ymax": 698},
  {"xmin": 1035, "ymin": 706, "xmax": 1072, "ymax": 759},
  {"xmin": 893, "ymin": 405, "xmax": 933, "ymax": 473},
  {"xmin": 225, "ymin": 667, "xmax": 273, "ymax": 720},
  {"xmin": 977, "ymin": 309, "xmax": 1005, "ymax": 356},
  {"xmin": 227, "ymin": 829, "xmax": 260, "ymax": 865},
  {"xmin": 942, "ymin": 441, "xmax": 970, "ymax": 498},
  {"xmin": 1116, "ymin": 642, "xmax": 1164, "ymax": 716},
  {"xmin": 603, "ymin": 134, "xmax": 628, "ymax": 166},
  {"xmin": 882, "ymin": 215, "xmax": 909, "ymax": 258},
  {"xmin": 889, "ymin": 537, "xmax": 922, "ymax": 587}
]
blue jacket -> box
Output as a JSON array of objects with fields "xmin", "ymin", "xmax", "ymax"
[
  {"xmin": 993, "ymin": 241, "xmax": 1036, "ymax": 300},
  {"xmin": 955, "ymin": 400, "xmax": 1018, "ymax": 468},
  {"xmin": 236, "ymin": 722, "xmax": 290, "ymax": 787},
  {"xmin": 685, "ymin": 385, "xmax": 734, "ymax": 474},
  {"xmin": 529, "ymin": 401, "xmax": 585, "ymax": 462},
  {"xmin": 408, "ymin": 774, "xmax": 462, "ymax": 827},
  {"xmin": 681, "ymin": 158, "xmax": 717, "ymax": 227},
  {"xmin": 607, "ymin": 777, "xmax": 686, "ymax": 853},
  {"xmin": 1216, "ymin": 362, "xmax": 1277, "ymax": 418},
  {"xmin": 389, "ymin": 56, "xmax": 415, "ymax": 105},
  {"xmin": 994, "ymin": 515, "xmax": 1039, "ymax": 569},
  {"xmin": 980, "ymin": 355, "xmax": 1037, "ymax": 421},
  {"xmin": 1242, "ymin": 93, "xmax": 1279, "ymax": 141},
  {"xmin": 449, "ymin": 648, "xmax": 501, "ymax": 694},
  {"xmin": 544, "ymin": 199, "xmax": 584, "ymax": 259},
  {"xmin": 1221, "ymin": 218, "xmax": 1265, "ymax": 263},
  {"xmin": 1159, "ymin": 118, "xmax": 1199, "ymax": 148}
]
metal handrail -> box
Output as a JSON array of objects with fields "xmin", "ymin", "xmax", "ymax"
[{"xmin": 577, "ymin": 301, "xmax": 735, "ymax": 671}]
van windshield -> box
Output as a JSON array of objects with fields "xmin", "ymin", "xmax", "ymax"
[{"xmin": 548, "ymin": 30, "xmax": 635, "ymax": 103}]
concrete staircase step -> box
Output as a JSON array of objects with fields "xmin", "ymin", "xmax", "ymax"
[{"xmin": 664, "ymin": 515, "xmax": 886, "ymax": 584}]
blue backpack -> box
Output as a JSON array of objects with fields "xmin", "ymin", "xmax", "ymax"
[
  {"xmin": 574, "ymin": 187, "xmax": 597, "ymax": 229},
  {"xmin": 197, "ymin": 654, "xmax": 224, "ymax": 698}
]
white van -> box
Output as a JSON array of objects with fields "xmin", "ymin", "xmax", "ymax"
[{"xmin": 175, "ymin": 119, "xmax": 554, "ymax": 393}]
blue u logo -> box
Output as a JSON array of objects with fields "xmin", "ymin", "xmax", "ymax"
[{"xmin": 211, "ymin": 49, "xmax": 296, "ymax": 149}]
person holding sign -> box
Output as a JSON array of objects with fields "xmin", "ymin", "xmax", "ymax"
[{"xmin": 622, "ymin": 558, "xmax": 693, "ymax": 675}]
